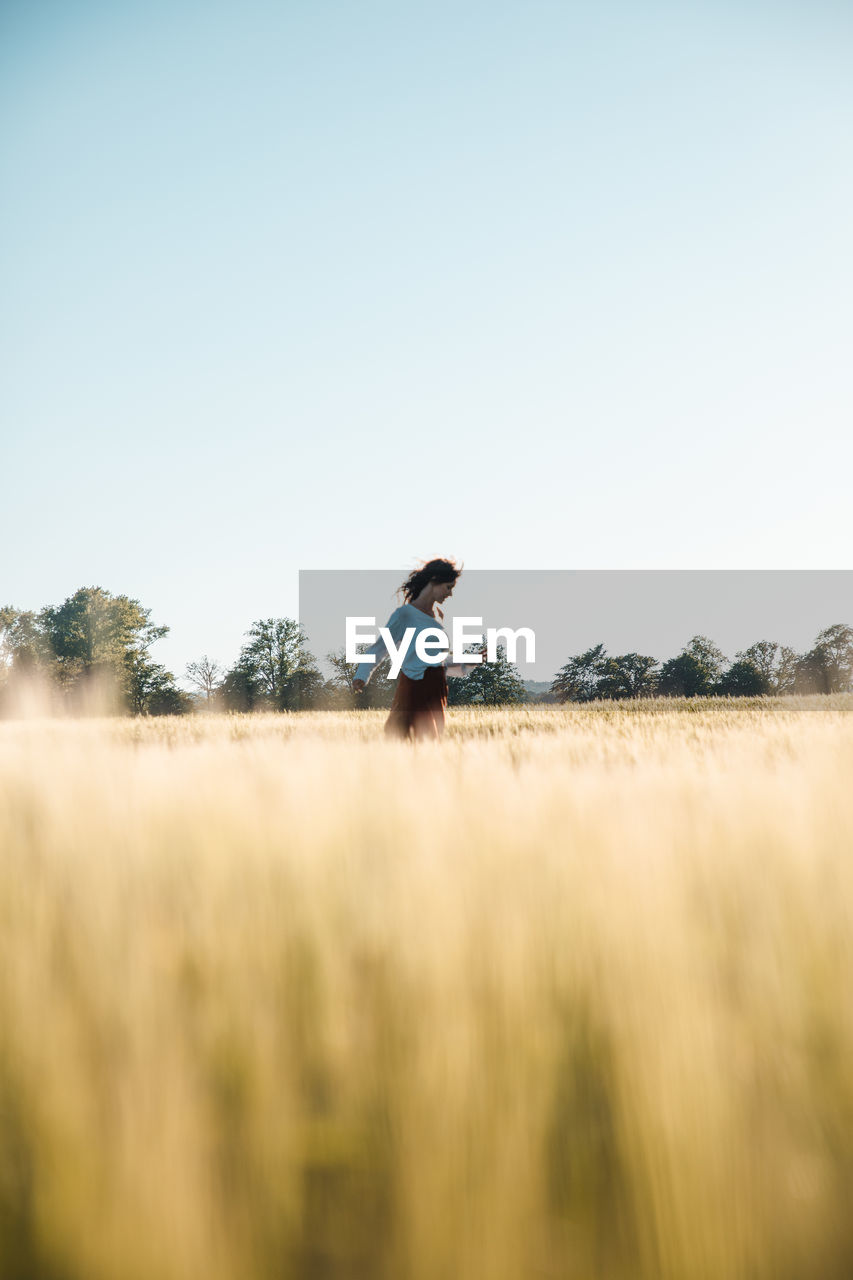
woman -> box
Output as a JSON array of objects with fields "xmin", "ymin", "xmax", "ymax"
[{"xmin": 353, "ymin": 558, "xmax": 479, "ymax": 741}]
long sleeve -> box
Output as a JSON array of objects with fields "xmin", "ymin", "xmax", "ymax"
[
  {"xmin": 354, "ymin": 633, "xmax": 388, "ymax": 686},
  {"xmin": 354, "ymin": 607, "xmax": 407, "ymax": 685}
]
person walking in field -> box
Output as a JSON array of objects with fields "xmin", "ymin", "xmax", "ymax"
[{"xmin": 353, "ymin": 557, "xmax": 480, "ymax": 741}]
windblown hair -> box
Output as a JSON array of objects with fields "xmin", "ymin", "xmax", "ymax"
[{"xmin": 399, "ymin": 558, "xmax": 462, "ymax": 609}]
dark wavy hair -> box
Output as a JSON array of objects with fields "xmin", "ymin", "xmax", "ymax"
[{"xmin": 398, "ymin": 557, "xmax": 462, "ymax": 609}]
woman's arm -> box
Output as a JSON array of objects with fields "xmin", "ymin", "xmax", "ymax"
[
  {"xmin": 353, "ymin": 634, "xmax": 389, "ymax": 689},
  {"xmin": 353, "ymin": 607, "xmax": 404, "ymax": 690}
]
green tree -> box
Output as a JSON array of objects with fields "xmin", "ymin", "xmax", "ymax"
[
  {"xmin": 551, "ymin": 644, "xmax": 607, "ymax": 703},
  {"xmin": 735, "ymin": 641, "xmax": 801, "ymax": 695},
  {"xmin": 657, "ymin": 653, "xmax": 710, "ymax": 697},
  {"xmin": 551, "ymin": 646, "xmax": 658, "ymax": 702},
  {"xmin": 596, "ymin": 653, "xmax": 659, "ymax": 699},
  {"xmin": 774, "ymin": 645, "xmax": 801, "ymax": 694},
  {"xmin": 736, "ymin": 641, "xmax": 778, "ymax": 690},
  {"xmin": 449, "ymin": 646, "xmax": 527, "ymax": 706},
  {"xmin": 794, "ymin": 648, "xmax": 831, "ymax": 695},
  {"xmin": 683, "ymin": 635, "xmax": 726, "ymax": 683},
  {"xmin": 715, "ymin": 660, "xmax": 770, "ymax": 696},
  {"xmin": 228, "ymin": 618, "xmax": 323, "ymax": 711},
  {"xmin": 658, "ymin": 636, "xmax": 726, "ymax": 697},
  {"xmin": 40, "ymin": 587, "xmax": 166, "ymax": 685},
  {"xmin": 2, "ymin": 588, "xmax": 184, "ymax": 715},
  {"xmin": 793, "ymin": 626, "xmax": 853, "ymax": 695},
  {"xmin": 219, "ymin": 659, "xmax": 260, "ymax": 712},
  {"xmin": 125, "ymin": 650, "xmax": 191, "ymax": 716},
  {"xmin": 805, "ymin": 623, "xmax": 853, "ymax": 693},
  {"xmin": 0, "ymin": 607, "xmax": 50, "ymax": 679}
]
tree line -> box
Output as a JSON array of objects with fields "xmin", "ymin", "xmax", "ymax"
[
  {"xmin": 0, "ymin": 589, "xmax": 324, "ymax": 717},
  {"xmin": 2, "ymin": 587, "xmax": 851, "ymax": 715},
  {"xmin": 549, "ymin": 627, "xmax": 853, "ymax": 701},
  {"xmin": 0, "ymin": 586, "xmax": 530, "ymax": 715},
  {"xmin": 0, "ymin": 587, "xmax": 186, "ymax": 715}
]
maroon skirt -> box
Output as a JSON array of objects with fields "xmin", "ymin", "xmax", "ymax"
[{"xmin": 384, "ymin": 665, "xmax": 448, "ymax": 741}]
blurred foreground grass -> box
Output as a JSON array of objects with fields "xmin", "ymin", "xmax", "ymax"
[{"xmin": 1, "ymin": 697, "xmax": 853, "ymax": 1279}]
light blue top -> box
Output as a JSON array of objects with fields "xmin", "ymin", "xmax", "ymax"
[{"xmin": 355, "ymin": 604, "xmax": 475, "ymax": 684}]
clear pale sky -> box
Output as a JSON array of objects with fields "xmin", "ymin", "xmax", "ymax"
[{"xmin": 2, "ymin": 0, "xmax": 851, "ymax": 681}]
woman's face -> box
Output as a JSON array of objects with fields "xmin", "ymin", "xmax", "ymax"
[{"xmin": 435, "ymin": 580, "xmax": 455, "ymax": 603}]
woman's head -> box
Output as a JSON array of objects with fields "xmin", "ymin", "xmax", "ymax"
[{"xmin": 399, "ymin": 557, "xmax": 462, "ymax": 606}]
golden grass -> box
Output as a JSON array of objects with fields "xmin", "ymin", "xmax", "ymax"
[{"xmin": 1, "ymin": 696, "xmax": 853, "ymax": 1279}]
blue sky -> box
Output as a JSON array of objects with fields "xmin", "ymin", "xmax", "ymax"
[{"xmin": 2, "ymin": 0, "xmax": 852, "ymax": 680}]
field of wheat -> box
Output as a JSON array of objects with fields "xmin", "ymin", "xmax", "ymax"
[{"xmin": 1, "ymin": 697, "xmax": 852, "ymax": 1280}]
